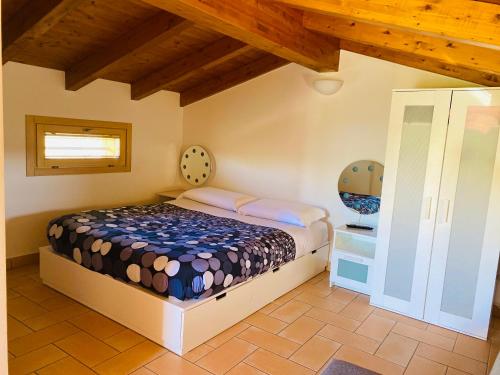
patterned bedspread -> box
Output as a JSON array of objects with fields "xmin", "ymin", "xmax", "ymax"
[{"xmin": 47, "ymin": 203, "xmax": 296, "ymax": 300}]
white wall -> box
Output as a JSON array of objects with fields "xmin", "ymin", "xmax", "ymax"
[
  {"xmin": 182, "ymin": 51, "xmax": 474, "ymax": 230},
  {"xmin": 3, "ymin": 62, "xmax": 183, "ymax": 259}
]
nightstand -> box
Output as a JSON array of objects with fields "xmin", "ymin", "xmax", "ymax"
[
  {"xmin": 330, "ymin": 225, "xmax": 377, "ymax": 295},
  {"xmin": 157, "ymin": 189, "xmax": 186, "ymax": 202}
]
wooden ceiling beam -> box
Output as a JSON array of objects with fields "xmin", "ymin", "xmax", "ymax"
[
  {"xmin": 304, "ymin": 13, "xmax": 500, "ymax": 81},
  {"xmin": 270, "ymin": 0, "xmax": 500, "ymax": 48},
  {"xmin": 65, "ymin": 12, "xmax": 192, "ymax": 91},
  {"xmin": 180, "ymin": 54, "xmax": 288, "ymax": 106},
  {"xmin": 132, "ymin": 37, "xmax": 253, "ymax": 100},
  {"xmin": 341, "ymin": 40, "xmax": 499, "ymax": 86},
  {"xmin": 139, "ymin": 0, "xmax": 340, "ymax": 72},
  {"xmin": 2, "ymin": 0, "xmax": 84, "ymax": 63}
]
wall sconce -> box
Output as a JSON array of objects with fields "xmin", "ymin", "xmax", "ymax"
[{"xmin": 312, "ymin": 78, "xmax": 343, "ymax": 95}]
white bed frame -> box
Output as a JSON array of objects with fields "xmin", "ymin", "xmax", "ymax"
[{"xmin": 40, "ymin": 244, "xmax": 329, "ymax": 355}]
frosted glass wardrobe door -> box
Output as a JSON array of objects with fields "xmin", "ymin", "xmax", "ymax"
[
  {"xmin": 371, "ymin": 90, "xmax": 451, "ymax": 319},
  {"xmin": 424, "ymin": 89, "xmax": 500, "ymax": 339}
]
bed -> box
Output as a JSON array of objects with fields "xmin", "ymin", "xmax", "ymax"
[{"xmin": 40, "ymin": 197, "xmax": 329, "ymax": 354}]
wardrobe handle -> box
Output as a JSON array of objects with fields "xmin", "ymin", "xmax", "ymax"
[
  {"xmin": 424, "ymin": 197, "xmax": 432, "ymax": 220},
  {"xmin": 439, "ymin": 199, "xmax": 451, "ymax": 224}
]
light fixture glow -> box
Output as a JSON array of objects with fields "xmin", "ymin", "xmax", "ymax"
[{"xmin": 312, "ymin": 79, "xmax": 343, "ymax": 95}]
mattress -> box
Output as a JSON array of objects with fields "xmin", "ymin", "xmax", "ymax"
[
  {"xmin": 171, "ymin": 198, "xmax": 329, "ymax": 259},
  {"xmin": 47, "ymin": 199, "xmax": 328, "ymax": 301}
]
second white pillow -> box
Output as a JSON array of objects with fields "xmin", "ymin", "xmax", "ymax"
[{"xmin": 238, "ymin": 198, "xmax": 326, "ymax": 227}]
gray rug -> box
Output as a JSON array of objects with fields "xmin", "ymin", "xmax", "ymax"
[{"xmin": 321, "ymin": 359, "xmax": 380, "ymax": 375}]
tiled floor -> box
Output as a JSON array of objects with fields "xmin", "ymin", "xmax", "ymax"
[{"xmin": 6, "ymin": 264, "xmax": 500, "ymax": 375}]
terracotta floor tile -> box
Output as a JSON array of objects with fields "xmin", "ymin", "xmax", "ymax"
[
  {"xmin": 130, "ymin": 368, "xmax": 156, "ymax": 375},
  {"xmin": 55, "ymin": 331, "xmax": 118, "ymax": 367},
  {"xmin": 7, "ymin": 276, "xmax": 41, "ymax": 290},
  {"xmin": 24, "ymin": 303, "xmax": 89, "ymax": 330},
  {"xmin": 489, "ymin": 328, "xmax": 500, "ymax": 346},
  {"xmin": 259, "ymin": 302, "xmax": 281, "ymax": 315},
  {"xmin": 146, "ymin": 352, "xmax": 210, "ymax": 375},
  {"xmin": 392, "ymin": 322, "xmax": 455, "ymax": 351},
  {"xmin": 301, "ymin": 282, "xmax": 334, "ymax": 298},
  {"xmin": 375, "ymin": 332, "xmax": 418, "ymax": 367},
  {"xmin": 278, "ymin": 316, "xmax": 325, "ymax": 344},
  {"xmin": 245, "ymin": 312, "xmax": 288, "ymax": 334},
  {"xmin": 416, "ymin": 342, "xmax": 487, "ymax": 375},
  {"xmin": 104, "ymin": 329, "xmax": 146, "ymax": 352},
  {"xmin": 427, "ymin": 324, "xmax": 459, "ymax": 340},
  {"xmin": 226, "ymin": 362, "xmax": 266, "ymax": 375},
  {"xmin": 294, "ymin": 292, "xmax": 344, "ymax": 313},
  {"xmin": 405, "ymin": 355, "xmax": 447, "ymax": 375},
  {"xmin": 70, "ymin": 311, "xmax": 125, "ymax": 340},
  {"xmin": 7, "ymin": 316, "xmax": 33, "ymax": 341},
  {"xmin": 317, "ymin": 324, "xmax": 380, "ymax": 354},
  {"xmin": 245, "ymin": 348, "xmax": 314, "ymax": 375},
  {"xmin": 305, "ymin": 272, "xmax": 328, "ymax": 286},
  {"xmin": 14, "ymin": 284, "xmax": 61, "ymax": 303},
  {"xmin": 446, "ymin": 368, "xmax": 469, "ymax": 375},
  {"xmin": 488, "ymin": 345, "xmax": 499, "ymax": 374},
  {"xmin": 453, "ymin": 334, "xmax": 490, "ymax": 362},
  {"xmin": 197, "ymin": 337, "xmax": 257, "ymax": 374},
  {"xmin": 182, "ymin": 343, "xmax": 214, "ymax": 362},
  {"xmin": 7, "ymin": 289, "xmax": 20, "ymax": 299},
  {"xmin": 8, "ymin": 344, "xmax": 67, "ymax": 375},
  {"xmin": 327, "ymin": 288, "xmax": 358, "ymax": 305},
  {"xmin": 290, "ymin": 335, "xmax": 340, "ymax": 371},
  {"xmin": 305, "ymin": 307, "xmax": 361, "ymax": 331},
  {"xmin": 7, "ymin": 264, "xmax": 39, "ymax": 278},
  {"xmin": 205, "ymin": 322, "xmax": 251, "ymax": 348},
  {"xmin": 37, "ymin": 357, "xmax": 96, "ymax": 375},
  {"xmin": 38, "ymin": 294, "xmax": 79, "ymax": 311},
  {"xmin": 371, "ymin": 307, "xmax": 429, "ymax": 330},
  {"xmin": 334, "ymin": 345, "xmax": 404, "ymax": 375},
  {"xmin": 94, "ymin": 340, "xmax": 166, "ymax": 375},
  {"xmin": 355, "ymin": 313, "xmax": 395, "ymax": 342},
  {"xmin": 9, "ymin": 321, "xmax": 79, "ymax": 356},
  {"xmin": 7, "ymin": 296, "xmax": 47, "ymax": 321},
  {"xmin": 270, "ymin": 300, "xmax": 312, "ymax": 323},
  {"xmin": 238, "ymin": 326, "xmax": 300, "ymax": 358},
  {"xmin": 339, "ymin": 294, "xmax": 374, "ymax": 321},
  {"xmin": 8, "ymin": 264, "xmax": 492, "ymax": 375},
  {"xmin": 274, "ymin": 289, "xmax": 303, "ymax": 306}
]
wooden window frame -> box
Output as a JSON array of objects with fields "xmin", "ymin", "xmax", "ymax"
[{"xmin": 26, "ymin": 115, "xmax": 132, "ymax": 176}]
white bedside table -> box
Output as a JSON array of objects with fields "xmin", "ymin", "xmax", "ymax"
[
  {"xmin": 330, "ymin": 225, "xmax": 377, "ymax": 295},
  {"xmin": 157, "ymin": 189, "xmax": 186, "ymax": 202}
]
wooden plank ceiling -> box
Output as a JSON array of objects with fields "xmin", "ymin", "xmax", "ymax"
[{"xmin": 2, "ymin": 0, "xmax": 499, "ymax": 106}]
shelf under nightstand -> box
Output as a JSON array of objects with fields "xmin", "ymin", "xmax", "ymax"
[{"xmin": 330, "ymin": 225, "xmax": 377, "ymax": 295}]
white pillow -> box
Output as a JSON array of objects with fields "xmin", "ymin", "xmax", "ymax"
[
  {"xmin": 238, "ymin": 199, "xmax": 326, "ymax": 227},
  {"xmin": 179, "ymin": 187, "xmax": 257, "ymax": 212}
]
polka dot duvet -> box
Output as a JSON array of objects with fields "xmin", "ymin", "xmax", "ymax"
[{"xmin": 47, "ymin": 203, "xmax": 296, "ymax": 300}]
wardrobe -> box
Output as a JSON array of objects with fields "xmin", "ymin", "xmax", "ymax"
[{"xmin": 372, "ymin": 88, "xmax": 500, "ymax": 339}]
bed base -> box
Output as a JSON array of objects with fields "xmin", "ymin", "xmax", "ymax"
[{"xmin": 39, "ymin": 244, "xmax": 329, "ymax": 355}]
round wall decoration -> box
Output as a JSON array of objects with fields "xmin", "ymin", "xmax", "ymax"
[{"xmin": 180, "ymin": 145, "xmax": 212, "ymax": 186}]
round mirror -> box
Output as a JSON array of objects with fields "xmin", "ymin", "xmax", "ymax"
[
  {"xmin": 338, "ymin": 160, "xmax": 384, "ymax": 215},
  {"xmin": 180, "ymin": 145, "xmax": 212, "ymax": 186}
]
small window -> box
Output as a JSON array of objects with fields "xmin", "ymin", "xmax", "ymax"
[{"xmin": 26, "ymin": 115, "xmax": 132, "ymax": 176}]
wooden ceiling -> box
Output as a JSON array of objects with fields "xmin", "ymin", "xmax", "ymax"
[{"xmin": 2, "ymin": 0, "xmax": 499, "ymax": 106}]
